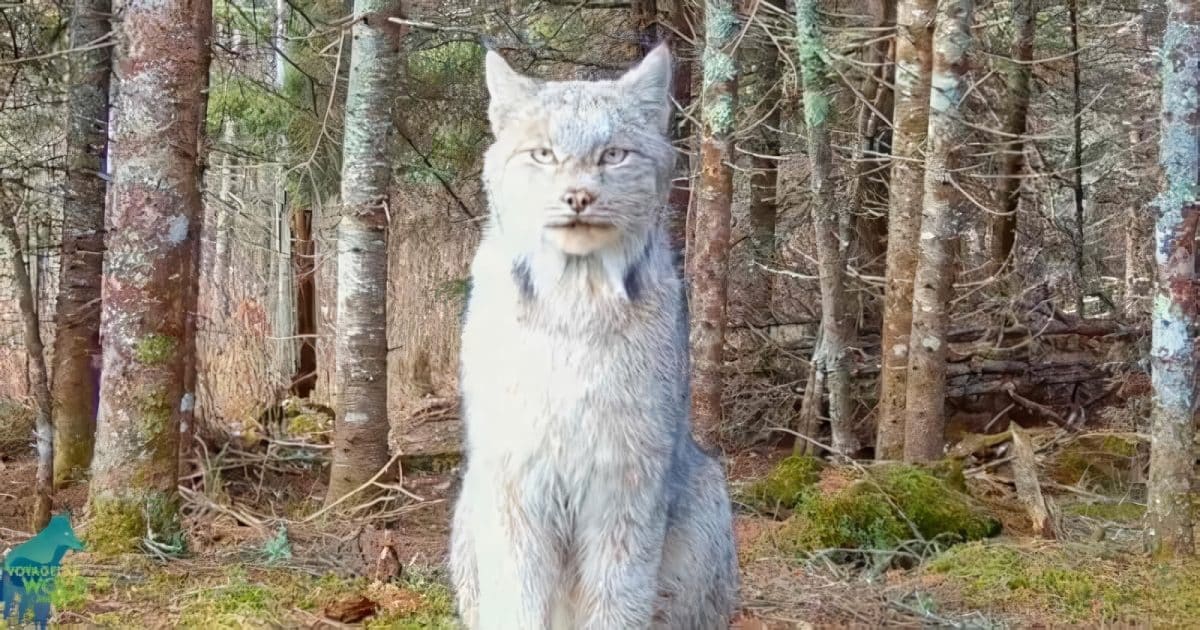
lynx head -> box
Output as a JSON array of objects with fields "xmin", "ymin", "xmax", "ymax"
[{"xmin": 482, "ymin": 45, "xmax": 675, "ymax": 257}]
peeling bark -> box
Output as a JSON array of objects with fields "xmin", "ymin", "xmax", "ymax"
[
  {"xmin": 326, "ymin": 1, "xmax": 404, "ymax": 504},
  {"xmin": 795, "ymin": 0, "xmax": 859, "ymax": 455},
  {"xmin": 903, "ymin": 0, "xmax": 972, "ymax": 463},
  {"xmin": 1145, "ymin": 0, "xmax": 1199, "ymax": 558},
  {"xmin": 87, "ymin": 0, "xmax": 212, "ymax": 549},
  {"xmin": 988, "ymin": 0, "xmax": 1034, "ymax": 273},
  {"xmin": 51, "ymin": 0, "xmax": 112, "ymax": 487},
  {"xmin": 689, "ymin": 0, "xmax": 739, "ymax": 447},
  {"xmin": 875, "ymin": 0, "xmax": 937, "ymax": 460}
]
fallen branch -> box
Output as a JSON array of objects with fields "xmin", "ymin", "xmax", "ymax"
[{"xmin": 1009, "ymin": 423, "xmax": 1058, "ymax": 539}]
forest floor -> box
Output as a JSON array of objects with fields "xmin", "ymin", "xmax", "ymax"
[{"xmin": 1, "ymin": 418, "xmax": 1198, "ymax": 629}]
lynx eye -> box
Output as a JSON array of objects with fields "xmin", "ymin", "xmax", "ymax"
[
  {"xmin": 530, "ymin": 148, "xmax": 557, "ymax": 164},
  {"xmin": 600, "ymin": 148, "xmax": 629, "ymax": 165}
]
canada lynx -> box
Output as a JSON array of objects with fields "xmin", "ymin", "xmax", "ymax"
[{"xmin": 449, "ymin": 45, "xmax": 738, "ymax": 629}]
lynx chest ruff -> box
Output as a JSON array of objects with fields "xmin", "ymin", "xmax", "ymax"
[{"xmin": 459, "ymin": 239, "xmax": 683, "ymax": 470}]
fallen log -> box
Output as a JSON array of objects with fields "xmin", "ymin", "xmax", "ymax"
[{"xmin": 946, "ymin": 319, "xmax": 1139, "ymax": 344}]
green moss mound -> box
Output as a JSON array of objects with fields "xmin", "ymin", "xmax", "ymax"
[
  {"xmin": 777, "ymin": 464, "xmax": 999, "ymax": 556},
  {"xmin": 931, "ymin": 542, "xmax": 1200, "ymax": 624},
  {"xmin": 740, "ymin": 455, "xmax": 824, "ymax": 514}
]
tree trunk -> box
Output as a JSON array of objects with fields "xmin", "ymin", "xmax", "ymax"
[
  {"xmin": 1125, "ymin": 0, "xmax": 1168, "ymax": 319},
  {"xmin": 326, "ymin": 2, "xmax": 403, "ymax": 504},
  {"xmin": 850, "ymin": 0, "xmax": 895, "ymax": 273},
  {"xmin": 52, "ymin": 0, "xmax": 111, "ymax": 487},
  {"xmin": 87, "ymin": 0, "xmax": 211, "ymax": 554},
  {"xmin": 795, "ymin": 0, "xmax": 860, "ymax": 455},
  {"xmin": 745, "ymin": 5, "xmax": 782, "ymax": 322},
  {"xmin": 902, "ymin": 0, "xmax": 972, "ymax": 463},
  {"xmin": 988, "ymin": 0, "xmax": 1034, "ymax": 273},
  {"xmin": 1, "ymin": 215, "xmax": 53, "ymax": 531},
  {"xmin": 1145, "ymin": 0, "xmax": 1199, "ymax": 558},
  {"xmin": 1067, "ymin": 0, "xmax": 1087, "ymax": 317},
  {"xmin": 667, "ymin": 0, "xmax": 696, "ymax": 256},
  {"xmin": 689, "ymin": 0, "xmax": 739, "ymax": 447},
  {"xmin": 293, "ymin": 207, "xmax": 317, "ymax": 397},
  {"xmin": 632, "ymin": 0, "xmax": 658, "ymax": 54},
  {"xmin": 875, "ymin": 0, "xmax": 937, "ymax": 460},
  {"xmin": 272, "ymin": 0, "xmax": 296, "ymax": 393}
]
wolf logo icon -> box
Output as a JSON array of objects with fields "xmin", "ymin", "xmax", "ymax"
[{"xmin": 1, "ymin": 513, "xmax": 85, "ymax": 629}]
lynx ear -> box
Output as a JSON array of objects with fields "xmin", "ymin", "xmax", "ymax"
[
  {"xmin": 618, "ymin": 43, "xmax": 673, "ymax": 133},
  {"xmin": 485, "ymin": 50, "xmax": 537, "ymax": 133}
]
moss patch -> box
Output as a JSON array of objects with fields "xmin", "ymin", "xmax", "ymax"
[
  {"xmin": 927, "ymin": 542, "xmax": 1137, "ymax": 623},
  {"xmin": 133, "ymin": 334, "xmax": 177, "ymax": 365},
  {"xmin": 739, "ymin": 455, "xmax": 824, "ymax": 515},
  {"xmin": 85, "ymin": 497, "xmax": 147, "ymax": 556},
  {"xmin": 58, "ymin": 559, "xmax": 458, "ymax": 629},
  {"xmin": 286, "ymin": 413, "xmax": 332, "ymax": 441},
  {"xmin": 775, "ymin": 464, "xmax": 999, "ymax": 556},
  {"xmin": 85, "ymin": 492, "xmax": 181, "ymax": 557}
]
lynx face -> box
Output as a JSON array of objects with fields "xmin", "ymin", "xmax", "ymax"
[{"xmin": 482, "ymin": 46, "xmax": 675, "ymax": 256}]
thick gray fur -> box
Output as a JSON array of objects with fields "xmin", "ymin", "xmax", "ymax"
[{"xmin": 449, "ymin": 45, "xmax": 738, "ymax": 630}]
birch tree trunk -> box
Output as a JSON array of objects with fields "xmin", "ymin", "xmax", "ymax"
[
  {"xmin": 326, "ymin": 1, "xmax": 403, "ymax": 504},
  {"xmin": 875, "ymin": 0, "xmax": 937, "ymax": 460},
  {"xmin": 988, "ymin": 0, "xmax": 1033, "ymax": 273},
  {"xmin": 52, "ymin": 0, "xmax": 111, "ymax": 486},
  {"xmin": 272, "ymin": 0, "xmax": 296, "ymax": 389},
  {"xmin": 795, "ymin": 0, "xmax": 859, "ymax": 455},
  {"xmin": 903, "ymin": 0, "xmax": 972, "ymax": 463},
  {"xmin": 1, "ymin": 214, "xmax": 53, "ymax": 530},
  {"xmin": 689, "ymin": 0, "xmax": 739, "ymax": 447},
  {"xmin": 86, "ymin": 0, "xmax": 211, "ymax": 554},
  {"xmin": 1145, "ymin": 0, "xmax": 1199, "ymax": 558}
]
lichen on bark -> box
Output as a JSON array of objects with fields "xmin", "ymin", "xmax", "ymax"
[
  {"xmin": 326, "ymin": 0, "xmax": 404, "ymax": 504},
  {"xmin": 87, "ymin": 0, "xmax": 212, "ymax": 553},
  {"xmin": 689, "ymin": 0, "xmax": 741, "ymax": 445},
  {"xmin": 1145, "ymin": 0, "xmax": 1200, "ymax": 558},
  {"xmin": 793, "ymin": 0, "xmax": 859, "ymax": 456}
]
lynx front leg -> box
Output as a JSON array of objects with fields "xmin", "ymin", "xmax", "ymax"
[
  {"xmin": 449, "ymin": 494, "xmax": 480, "ymax": 627},
  {"xmin": 459, "ymin": 467, "xmax": 561, "ymax": 630},
  {"xmin": 574, "ymin": 486, "xmax": 668, "ymax": 630}
]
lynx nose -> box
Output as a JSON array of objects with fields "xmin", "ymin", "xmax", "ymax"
[{"xmin": 562, "ymin": 188, "xmax": 595, "ymax": 213}]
